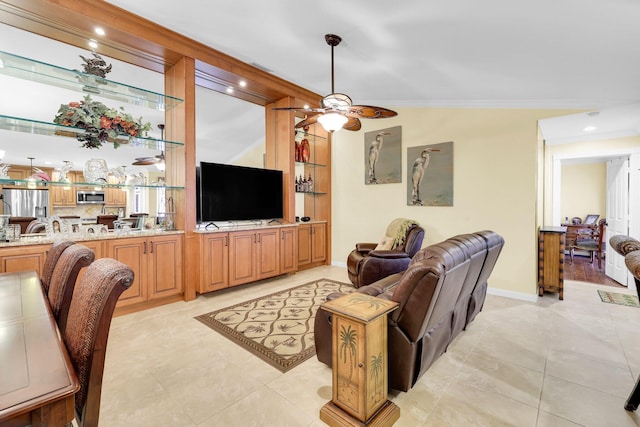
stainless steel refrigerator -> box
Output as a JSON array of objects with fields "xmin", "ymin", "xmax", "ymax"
[{"xmin": 1, "ymin": 189, "xmax": 49, "ymax": 218}]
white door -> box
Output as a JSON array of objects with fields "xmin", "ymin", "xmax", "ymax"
[{"xmin": 606, "ymin": 157, "xmax": 629, "ymax": 286}]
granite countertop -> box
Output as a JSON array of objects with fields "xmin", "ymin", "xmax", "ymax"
[
  {"xmin": 194, "ymin": 220, "xmax": 326, "ymax": 234},
  {"xmin": 0, "ymin": 229, "xmax": 184, "ymax": 247}
]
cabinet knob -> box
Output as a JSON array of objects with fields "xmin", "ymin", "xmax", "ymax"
[{"xmin": 358, "ymin": 363, "xmax": 364, "ymax": 368}]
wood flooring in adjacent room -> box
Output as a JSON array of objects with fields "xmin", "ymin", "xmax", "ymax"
[{"xmin": 564, "ymin": 254, "xmax": 625, "ymax": 288}]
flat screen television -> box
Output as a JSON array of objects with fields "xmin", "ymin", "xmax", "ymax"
[{"xmin": 197, "ymin": 162, "xmax": 284, "ymax": 222}]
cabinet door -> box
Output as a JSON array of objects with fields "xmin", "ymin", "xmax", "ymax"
[
  {"xmin": 280, "ymin": 226, "xmax": 297, "ymax": 274},
  {"xmin": 107, "ymin": 237, "xmax": 148, "ymax": 307},
  {"xmin": 148, "ymin": 234, "xmax": 183, "ymax": 300},
  {"xmin": 0, "ymin": 245, "xmax": 48, "ymax": 274},
  {"xmin": 256, "ymin": 228, "xmax": 280, "ymax": 280},
  {"xmin": 228, "ymin": 230, "xmax": 257, "ymax": 286},
  {"xmin": 298, "ymin": 224, "xmax": 312, "ymax": 266},
  {"xmin": 105, "ymin": 187, "xmax": 126, "ymax": 206},
  {"xmin": 50, "ymin": 186, "xmax": 76, "ymax": 207},
  {"xmin": 200, "ymin": 233, "xmax": 229, "ymax": 293},
  {"xmin": 311, "ymin": 223, "xmax": 327, "ymax": 263}
]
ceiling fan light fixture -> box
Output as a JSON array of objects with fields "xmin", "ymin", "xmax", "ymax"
[{"xmin": 318, "ymin": 112, "xmax": 348, "ymax": 132}]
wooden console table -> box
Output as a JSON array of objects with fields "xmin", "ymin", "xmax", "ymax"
[
  {"xmin": 538, "ymin": 226, "xmax": 567, "ymax": 300},
  {"xmin": 319, "ymin": 293, "xmax": 400, "ymax": 427}
]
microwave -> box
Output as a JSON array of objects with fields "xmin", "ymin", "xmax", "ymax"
[{"xmin": 76, "ymin": 190, "xmax": 106, "ymax": 204}]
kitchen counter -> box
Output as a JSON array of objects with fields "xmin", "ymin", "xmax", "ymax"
[
  {"xmin": 0, "ymin": 229, "xmax": 184, "ymax": 248},
  {"xmin": 193, "ymin": 220, "xmax": 325, "ymax": 234}
]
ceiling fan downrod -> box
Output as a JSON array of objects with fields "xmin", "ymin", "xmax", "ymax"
[{"xmin": 325, "ymin": 34, "xmax": 342, "ymax": 94}]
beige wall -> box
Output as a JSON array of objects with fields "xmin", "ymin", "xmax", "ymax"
[
  {"xmin": 331, "ymin": 107, "xmax": 573, "ymax": 298},
  {"xmin": 560, "ymin": 163, "xmax": 606, "ymax": 222},
  {"xmin": 543, "ymin": 135, "xmax": 640, "ymax": 225},
  {"xmin": 231, "ymin": 140, "xmax": 266, "ymax": 168}
]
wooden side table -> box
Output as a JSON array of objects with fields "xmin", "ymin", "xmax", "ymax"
[
  {"xmin": 538, "ymin": 226, "xmax": 567, "ymax": 300},
  {"xmin": 319, "ymin": 293, "xmax": 400, "ymax": 427}
]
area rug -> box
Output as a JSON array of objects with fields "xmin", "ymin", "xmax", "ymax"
[
  {"xmin": 597, "ymin": 290, "xmax": 639, "ymax": 307},
  {"xmin": 195, "ymin": 279, "xmax": 354, "ymax": 372}
]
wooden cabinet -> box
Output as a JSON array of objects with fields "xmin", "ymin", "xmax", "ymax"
[
  {"xmin": 106, "ymin": 234, "xmax": 183, "ymax": 308},
  {"xmin": 228, "ymin": 228, "xmax": 280, "ymax": 286},
  {"xmin": 280, "ymin": 226, "xmax": 297, "ymax": 274},
  {"xmin": 105, "ymin": 187, "xmax": 126, "ymax": 206},
  {"xmin": 538, "ymin": 226, "xmax": 566, "ymax": 300},
  {"xmin": 0, "ymin": 244, "xmax": 48, "ymax": 274},
  {"xmin": 199, "ymin": 225, "xmax": 297, "ymax": 293},
  {"xmin": 298, "ymin": 222, "xmax": 327, "ymax": 269},
  {"xmin": 200, "ymin": 233, "xmax": 229, "ymax": 293},
  {"xmin": 50, "ymin": 186, "xmax": 76, "ymax": 207}
]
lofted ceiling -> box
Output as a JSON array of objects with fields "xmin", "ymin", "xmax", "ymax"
[
  {"xmin": 1, "ymin": 0, "xmax": 640, "ymax": 172},
  {"xmin": 105, "ymin": 0, "xmax": 640, "ymax": 144}
]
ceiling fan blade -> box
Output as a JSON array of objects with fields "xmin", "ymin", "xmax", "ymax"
[
  {"xmin": 343, "ymin": 117, "xmax": 362, "ymax": 131},
  {"xmin": 346, "ymin": 105, "xmax": 398, "ymax": 119},
  {"xmin": 271, "ymin": 107, "xmax": 326, "ymax": 114},
  {"xmin": 295, "ymin": 115, "xmax": 320, "ymax": 129}
]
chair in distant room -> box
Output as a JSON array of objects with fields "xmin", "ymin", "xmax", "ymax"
[
  {"xmin": 63, "ymin": 258, "xmax": 134, "ymax": 427},
  {"xmin": 570, "ymin": 219, "xmax": 607, "ymax": 269},
  {"xmin": 9, "ymin": 216, "xmax": 36, "ymax": 234},
  {"xmin": 41, "ymin": 240, "xmax": 76, "ymax": 293},
  {"xmin": 47, "ymin": 244, "xmax": 95, "ymax": 333},
  {"xmin": 25, "ymin": 219, "xmax": 46, "ymax": 233},
  {"xmin": 609, "ymin": 235, "xmax": 640, "ymax": 412},
  {"xmin": 96, "ymin": 214, "xmax": 118, "ymax": 229},
  {"xmin": 346, "ymin": 218, "xmax": 424, "ymax": 288}
]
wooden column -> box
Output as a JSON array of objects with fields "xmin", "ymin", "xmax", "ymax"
[{"xmin": 319, "ymin": 294, "xmax": 400, "ymax": 427}]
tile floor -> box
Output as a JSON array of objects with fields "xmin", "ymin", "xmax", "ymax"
[{"xmin": 99, "ymin": 266, "xmax": 640, "ymax": 426}]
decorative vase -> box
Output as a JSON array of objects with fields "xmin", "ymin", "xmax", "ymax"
[
  {"xmin": 84, "ymin": 158, "xmax": 108, "ymax": 183},
  {"xmin": 301, "ymin": 138, "xmax": 310, "ymax": 163},
  {"xmin": 295, "ymin": 140, "xmax": 302, "ymax": 162}
]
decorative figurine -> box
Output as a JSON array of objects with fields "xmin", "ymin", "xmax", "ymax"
[{"xmin": 79, "ymin": 52, "xmax": 112, "ymax": 78}]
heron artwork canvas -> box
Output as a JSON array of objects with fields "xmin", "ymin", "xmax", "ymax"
[
  {"xmin": 364, "ymin": 126, "xmax": 402, "ymax": 185},
  {"xmin": 407, "ymin": 141, "xmax": 453, "ymax": 206}
]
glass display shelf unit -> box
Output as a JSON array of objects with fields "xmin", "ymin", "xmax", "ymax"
[
  {"xmin": 0, "ymin": 50, "xmax": 183, "ymax": 111},
  {"xmin": 0, "ymin": 178, "xmax": 184, "ymax": 190},
  {"xmin": 0, "ymin": 114, "xmax": 183, "ymax": 152},
  {"xmin": 294, "ymin": 129, "xmax": 327, "ymax": 140},
  {"xmin": 294, "ymin": 161, "xmax": 326, "ymax": 168},
  {"xmin": 295, "ymin": 190, "xmax": 327, "ymax": 195}
]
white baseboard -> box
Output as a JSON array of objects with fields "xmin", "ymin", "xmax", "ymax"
[{"xmin": 487, "ymin": 286, "xmax": 538, "ymax": 302}]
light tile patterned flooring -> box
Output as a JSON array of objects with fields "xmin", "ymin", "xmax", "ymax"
[{"xmin": 100, "ymin": 266, "xmax": 640, "ymax": 426}]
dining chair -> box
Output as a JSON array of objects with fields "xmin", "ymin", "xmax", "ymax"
[
  {"xmin": 63, "ymin": 258, "xmax": 134, "ymax": 427},
  {"xmin": 40, "ymin": 240, "xmax": 76, "ymax": 293},
  {"xmin": 47, "ymin": 244, "xmax": 95, "ymax": 333},
  {"xmin": 570, "ymin": 220, "xmax": 607, "ymax": 269}
]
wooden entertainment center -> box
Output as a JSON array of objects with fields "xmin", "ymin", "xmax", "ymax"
[{"xmin": 0, "ymin": 1, "xmax": 333, "ymax": 307}]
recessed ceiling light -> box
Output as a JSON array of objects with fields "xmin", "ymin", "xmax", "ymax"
[
  {"xmin": 94, "ymin": 27, "xmax": 106, "ymax": 36},
  {"xmin": 583, "ymin": 126, "xmax": 598, "ymax": 132},
  {"xmin": 239, "ymin": 80, "xmax": 247, "ymax": 88},
  {"xmin": 303, "ymin": 104, "xmax": 310, "ymax": 109},
  {"xmin": 88, "ymin": 39, "xmax": 98, "ymax": 49},
  {"xmin": 226, "ymin": 87, "xmax": 234, "ymax": 94}
]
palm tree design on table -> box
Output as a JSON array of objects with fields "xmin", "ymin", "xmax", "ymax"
[
  {"xmin": 340, "ymin": 324, "xmax": 357, "ymax": 385},
  {"xmin": 370, "ymin": 352, "xmax": 384, "ymax": 400}
]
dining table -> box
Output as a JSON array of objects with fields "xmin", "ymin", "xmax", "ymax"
[{"xmin": 0, "ymin": 270, "xmax": 79, "ymax": 427}]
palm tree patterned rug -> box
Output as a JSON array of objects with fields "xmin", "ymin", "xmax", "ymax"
[
  {"xmin": 195, "ymin": 279, "xmax": 354, "ymax": 372},
  {"xmin": 597, "ymin": 290, "xmax": 639, "ymax": 307}
]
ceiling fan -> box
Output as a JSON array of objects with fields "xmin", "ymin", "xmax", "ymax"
[
  {"xmin": 132, "ymin": 124, "xmax": 165, "ymax": 168},
  {"xmin": 273, "ymin": 34, "xmax": 397, "ymax": 132}
]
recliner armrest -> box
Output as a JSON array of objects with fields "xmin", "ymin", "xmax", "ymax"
[
  {"xmin": 368, "ymin": 250, "xmax": 411, "ymax": 259},
  {"xmin": 355, "ymin": 242, "xmax": 377, "ymax": 253}
]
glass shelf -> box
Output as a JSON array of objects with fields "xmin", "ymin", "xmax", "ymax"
[
  {"xmin": 294, "ymin": 129, "xmax": 327, "ymax": 140},
  {"xmin": 295, "ymin": 161, "xmax": 326, "ymax": 168},
  {"xmin": 295, "ymin": 191, "xmax": 327, "ymax": 196},
  {"xmin": 0, "ymin": 178, "xmax": 184, "ymax": 190},
  {"xmin": 0, "ymin": 114, "xmax": 183, "ymax": 151},
  {"xmin": 0, "ymin": 50, "xmax": 183, "ymax": 110}
]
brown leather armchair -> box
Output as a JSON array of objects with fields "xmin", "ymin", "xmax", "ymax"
[{"xmin": 347, "ymin": 218, "xmax": 424, "ymax": 288}]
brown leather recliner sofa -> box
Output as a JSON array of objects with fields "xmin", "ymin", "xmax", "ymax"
[
  {"xmin": 315, "ymin": 230, "xmax": 504, "ymax": 392},
  {"xmin": 347, "ymin": 219, "xmax": 425, "ymax": 288}
]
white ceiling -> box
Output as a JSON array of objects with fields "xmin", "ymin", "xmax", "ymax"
[{"xmin": 2, "ymin": 1, "xmax": 640, "ymax": 171}]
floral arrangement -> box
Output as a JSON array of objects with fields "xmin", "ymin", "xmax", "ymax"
[{"xmin": 53, "ymin": 95, "xmax": 151, "ymax": 149}]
